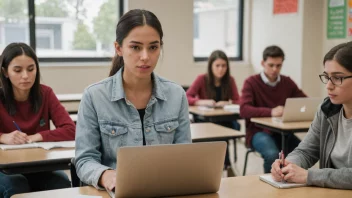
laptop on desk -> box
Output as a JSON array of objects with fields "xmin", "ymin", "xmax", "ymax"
[
  {"xmin": 274, "ymin": 97, "xmax": 322, "ymax": 122},
  {"xmin": 107, "ymin": 142, "xmax": 227, "ymax": 198}
]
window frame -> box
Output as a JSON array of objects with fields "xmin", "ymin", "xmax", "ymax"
[
  {"xmin": 26, "ymin": 0, "xmax": 124, "ymax": 63},
  {"xmin": 193, "ymin": 0, "xmax": 244, "ymax": 62}
]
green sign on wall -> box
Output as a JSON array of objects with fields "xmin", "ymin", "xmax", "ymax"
[{"xmin": 327, "ymin": 0, "xmax": 346, "ymax": 39}]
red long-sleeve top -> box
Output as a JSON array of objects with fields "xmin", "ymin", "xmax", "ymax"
[
  {"xmin": 0, "ymin": 84, "xmax": 75, "ymax": 142},
  {"xmin": 186, "ymin": 74, "xmax": 240, "ymax": 105}
]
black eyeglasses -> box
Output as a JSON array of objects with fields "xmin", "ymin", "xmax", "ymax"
[{"xmin": 319, "ymin": 74, "xmax": 352, "ymax": 85}]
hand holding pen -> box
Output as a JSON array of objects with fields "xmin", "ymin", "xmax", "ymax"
[
  {"xmin": 0, "ymin": 121, "xmax": 30, "ymax": 145},
  {"xmin": 279, "ymin": 150, "xmax": 285, "ymax": 183}
]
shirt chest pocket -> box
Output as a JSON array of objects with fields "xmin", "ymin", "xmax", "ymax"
[
  {"xmin": 99, "ymin": 122, "xmax": 128, "ymax": 148},
  {"xmin": 154, "ymin": 120, "xmax": 179, "ymax": 143}
]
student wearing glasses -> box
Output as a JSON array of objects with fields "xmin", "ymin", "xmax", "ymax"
[
  {"xmin": 271, "ymin": 41, "xmax": 352, "ymax": 189},
  {"xmin": 75, "ymin": 9, "xmax": 191, "ymax": 190}
]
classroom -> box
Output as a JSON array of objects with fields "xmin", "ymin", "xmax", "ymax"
[{"xmin": 0, "ymin": 0, "xmax": 352, "ymax": 197}]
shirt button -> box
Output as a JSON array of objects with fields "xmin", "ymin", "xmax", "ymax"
[
  {"xmin": 167, "ymin": 126, "xmax": 171, "ymax": 131},
  {"xmin": 145, "ymin": 128, "xmax": 150, "ymax": 132},
  {"xmin": 112, "ymin": 130, "xmax": 115, "ymax": 135}
]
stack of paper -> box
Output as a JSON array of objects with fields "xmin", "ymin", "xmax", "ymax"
[{"xmin": 0, "ymin": 141, "xmax": 75, "ymax": 150}]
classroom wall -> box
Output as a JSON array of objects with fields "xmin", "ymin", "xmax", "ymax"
[
  {"xmin": 250, "ymin": 0, "xmax": 324, "ymax": 97},
  {"xmin": 321, "ymin": 0, "xmax": 352, "ymax": 98}
]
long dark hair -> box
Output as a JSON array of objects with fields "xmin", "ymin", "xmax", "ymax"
[
  {"xmin": 205, "ymin": 50, "xmax": 232, "ymax": 100},
  {"xmin": 323, "ymin": 41, "xmax": 352, "ymax": 72},
  {"xmin": 109, "ymin": 9, "xmax": 164, "ymax": 76},
  {"xmin": 0, "ymin": 43, "xmax": 42, "ymax": 115}
]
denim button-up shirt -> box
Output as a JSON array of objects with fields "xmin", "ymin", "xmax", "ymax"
[{"xmin": 75, "ymin": 68, "xmax": 192, "ymax": 188}]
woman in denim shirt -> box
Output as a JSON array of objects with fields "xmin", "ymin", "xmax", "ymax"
[{"xmin": 75, "ymin": 9, "xmax": 192, "ymax": 190}]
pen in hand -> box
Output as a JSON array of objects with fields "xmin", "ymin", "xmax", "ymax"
[
  {"xmin": 12, "ymin": 121, "xmax": 32, "ymax": 143},
  {"xmin": 279, "ymin": 150, "xmax": 285, "ymax": 183}
]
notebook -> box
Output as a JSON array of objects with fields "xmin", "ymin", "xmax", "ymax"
[
  {"xmin": 259, "ymin": 174, "xmax": 307, "ymax": 189},
  {"xmin": 0, "ymin": 141, "xmax": 75, "ymax": 150}
]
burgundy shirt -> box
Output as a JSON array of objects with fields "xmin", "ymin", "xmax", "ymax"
[
  {"xmin": 0, "ymin": 85, "xmax": 75, "ymax": 142},
  {"xmin": 240, "ymin": 74, "xmax": 307, "ymax": 147},
  {"xmin": 186, "ymin": 74, "xmax": 240, "ymax": 105}
]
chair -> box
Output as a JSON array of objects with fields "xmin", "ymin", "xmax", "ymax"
[
  {"xmin": 242, "ymin": 147, "xmax": 256, "ymax": 176},
  {"xmin": 70, "ymin": 158, "xmax": 80, "ymax": 187}
]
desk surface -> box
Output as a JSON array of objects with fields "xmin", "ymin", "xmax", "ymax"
[
  {"xmin": 0, "ymin": 148, "xmax": 74, "ymax": 170},
  {"xmin": 56, "ymin": 94, "xmax": 82, "ymax": 102},
  {"xmin": 189, "ymin": 106, "xmax": 238, "ymax": 117},
  {"xmin": 251, "ymin": 117, "xmax": 312, "ymax": 130},
  {"xmin": 191, "ymin": 123, "xmax": 244, "ymax": 141},
  {"xmin": 12, "ymin": 175, "xmax": 352, "ymax": 198}
]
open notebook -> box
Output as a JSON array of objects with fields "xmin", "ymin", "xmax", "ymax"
[
  {"xmin": 259, "ymin": 174, "xmax": 307, "ymax": 189},
  {"xmin": 0, "ymin": 141, "xmax": 75, "ymax": 150}
]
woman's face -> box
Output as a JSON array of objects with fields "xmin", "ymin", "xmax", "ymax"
[
  {"xmin": 323, "ymin": 60, "xmax": 352, "ymax": 105},
  {"xmin": 115, "ymin": 25, "xmax": 161, "ymax": 79},
  {"xmin": 211, "ymin": 58, "xmax": 228, "ymax": 80},
  {"xmin": 2, "ymin": 54, "xmax": 37, "ymax": 93}
]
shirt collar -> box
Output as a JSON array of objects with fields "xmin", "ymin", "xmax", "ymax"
[
  {"xmin": 111, "ymin": 67, "xmax": 167, "ymax": 101},
  {"xmin": 260, "ymin": 71, "xmax": 281, "ymax": 87}
]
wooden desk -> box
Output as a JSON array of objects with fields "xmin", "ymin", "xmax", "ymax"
[
  {"xmin": 251, "ymin": 117, "xmax": 311, "ymax": 155},
  {"xmin": 0, "ymin": 148, "xmax": 74, "ymax": 174},
  {"xmin": 12, "ymin": 175, "xmax": 352, "ymax": 198},
  {"xmin": 189, "ymin": 106, "xmax": 240, "ymax": 122},
  {"xmin": 191, "ymin": 123, "xmax": 244, "ymax": 142}
]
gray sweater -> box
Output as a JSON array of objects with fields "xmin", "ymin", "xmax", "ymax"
[{"xmin": 286, "ymin": 98, "xmax": 352, "ymax": 189}]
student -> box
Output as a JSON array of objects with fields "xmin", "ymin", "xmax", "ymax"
[
  {"xmin": 186, "ymin": 50, "xmax": 240, "ymax": 107},
  {"xmin": 0, "ymin": 43, "xmax": 75, "ymax": 198},
  {"xmin": 186, "ymin": 50, "xmax": 241, "ymax": 131},
  {"xmin": 271, "ymin": 42, "xmax": 352, "ymax": 189},
  {"xmin": 240, "ymin": 45, "xmax": 306, "ymax": 173},
  {"xmin": 75, "ymin": 9, "xmax": 192, "ymax": 190}
]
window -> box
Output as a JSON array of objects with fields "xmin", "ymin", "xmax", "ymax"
[
  {"xmin": 193, "ymin": 0, "xmax": 244, "ymax": 61},
  {"xmin": 0, "ymin": 0, "xmax": 123, "ymax": 62}
]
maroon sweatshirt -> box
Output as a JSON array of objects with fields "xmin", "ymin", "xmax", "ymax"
[
  {"xmin": 186, "ymin": 74, "xmax": 240, "ymax": 105},
  {"xmin": 240, "ymin": 74, "xmax": 306, "ymax": 147},
  {"xmin": 0, "ymin": 84, "xmax": 75, "ymax": 142}
]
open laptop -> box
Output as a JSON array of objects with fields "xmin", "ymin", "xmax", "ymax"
[
  {"xmin": 275, "ymin": 97, "xmax": 322, "ymax": 122},
  {"xmin": 107, "ymin": 142, "xmax": 227, "ymax": 198}
]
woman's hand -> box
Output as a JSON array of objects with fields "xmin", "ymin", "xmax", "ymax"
[
  {"xmin": 27, "ymin": 133, "xmax": 43, "ymax": 143},
  {"xmin": 282, "ymin": 163, "xmax": 308, "ymax": 184},
  {"xmin": 99, "ymin": 170, "xmax": 116, "ymax": 190},
  {"xmin": 195, "ymin": 99, "xmax": 216, "ymax": 107},
  {"xmin": 0, "ymin": 131, "xmax": 29, "ymax": 145}
]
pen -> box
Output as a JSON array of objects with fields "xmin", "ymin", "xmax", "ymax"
[
  {"xmin": 13, "ymin": 121, "xmax": 31, "ymax": 143},
  {"xmin": 13, "ymin": 121, "xmax": 22, "ymax": 132},
  {"xmin": 279, "ymin": 150, "xmax": 285, "ymax": 183}
]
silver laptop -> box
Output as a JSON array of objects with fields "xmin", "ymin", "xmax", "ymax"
[
  {"xmin": 277, "ymin": 97, "xmax": 322, "ymax": 122},
  {"xmin": 107, "ymin": 142, "xmax": 227, "ymax": 198}
]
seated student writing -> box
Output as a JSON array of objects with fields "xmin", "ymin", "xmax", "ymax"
[
  {"xmin": 240, "ymin": 46, "xmax": 307, "ymax": 173},
  {"xmin": 186, "ymin": 50, "xmax": 240, "ymax": 108},
  {"xmin": 0, "ymin": 43, "xmax": 75, "ymax": 198},
  {"xmin": 74, "ymin": 9, "xmax": 192, "ymax": 190},
  {"xmin": 271, "ymin": 42, "xmax": 352, "ymax": 189}
]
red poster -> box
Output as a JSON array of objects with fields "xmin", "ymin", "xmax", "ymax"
[{"xmin": 273, "ymin": 0, "xmax": 298, "ymax": 14}]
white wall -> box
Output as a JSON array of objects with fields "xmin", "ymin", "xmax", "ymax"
[
  {"xmin": 251, "ymin": 0, "xmax": 304, "ymax": 87},
  {"xmin": 250, "ymin": 0, "xmax": 324, "ymax": 97}
]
